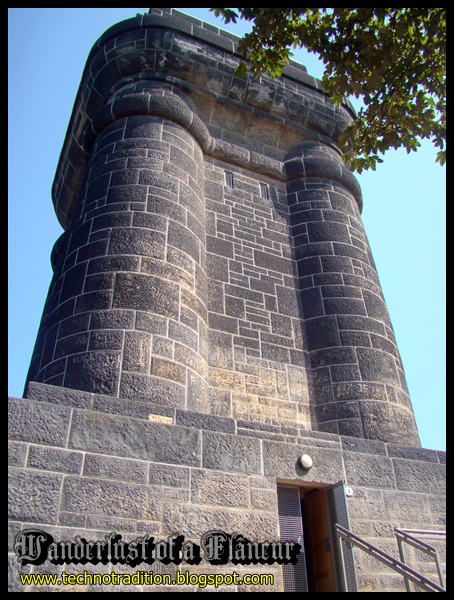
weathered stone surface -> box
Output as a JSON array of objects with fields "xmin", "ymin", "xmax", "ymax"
[
  {"xmin": 83, "ymin": 453, "xmax": 148, "ymax": 483},
  {"xmin": 8, "ymin": 468, "xmax": 62, "ymax": 524},
  {"xmin": 383, "ymin": 491, "xmax": 431, "ymax": 521},
  {"xmin": 263, "ymin": 439, "xmax": 344, "ymax": 483},
  {"xmin": 8, "ymin": 441, "xmax": 28, "ymax": 467},
  {"xmin": 344, "ymin": 451, "xmax": 396, "ymax": 489},
  {"xmin": 10, "ymin": 9, "xmax": 446, "ymax": 593},
  {"xmin": 119, "ymin": 374, "xmax": 186, "ymax": 408},
  {"xmin": 341, "ymin": 436, "xmax": 387, "ymax": 456},
  {"xmin": 148, "ymin": 463, "xmax": 190, "ymax": 487},
  {"xmin": 69, "ymin": 410, "xmax": 201, "ymax": 466},
  {"xmin": 359, "ymin": 401, "xmax": 420, "ymax": 446},
  {"xmin": 190, "ymin": 469, "xmax": 250, "ymax": 507},
  {"xmin": 65, "ymin": 351, "xmax": 121, "ymax": 396},
  {"xmin": 202, "ymin": 431, "xmax": 261, "ymax": 474},
  {"xmin": 8, "ymin": 397, "xmax": 71, "ymax": 447},
  {"xmin": 393, "ymin": 459, "xmax": 446, "ymax": 494},
  {"xmin": 112, "ymin": 273, "xmax": 180, "ymax": 317},
  {"xmin": 356, "ymin": 348, "xmax": 400, "ymax": 386},
  {"xmin": 62, "ymin": 476, "xmax": 162, "ymax": 520},
  {"xmin": 162, "ymin": 504, "xmax": 278, "ymax": 540},
  {"xmin": 27, "ymin": 446, "xmax": 84, "ymax": 474},
  {"xmin": 176, "ymin": 410, "xmax": 235, "ymax": 433},
  {"xmin": 24, "ymin": 381, "xmax": 93, "ymax": 408},
  {"xmin": 347, "ymin": 488, "xmax": 387, "ymax": 522}
]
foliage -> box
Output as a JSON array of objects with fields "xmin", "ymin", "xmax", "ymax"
[{"xmin": 210, "ymin": 8, "xmax": 446, "ymax": 173}]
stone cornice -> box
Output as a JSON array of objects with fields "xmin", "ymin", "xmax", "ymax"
[{"xmin": 52, "ymin": 9, "xmax": 361, "ymax": 229}]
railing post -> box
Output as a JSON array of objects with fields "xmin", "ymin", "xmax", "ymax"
[
  {"xmin": 335, "ymin": 524, "xmax": 446, "ymax": 593},
  {"xmin": 396, "ymin": 534, "xmax": 413, "ymax": 592},
  {"xmin": 335, "ymin": 528, "xmax": 349, "ymax": 592},
  {"xmin": 395, "ymin": 529, "xmax": 446, "ymax": 591}
]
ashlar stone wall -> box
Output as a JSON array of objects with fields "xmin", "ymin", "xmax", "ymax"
[{"xmin": 9, "ymin": 382, "xmax": 446, "ymax": 592}]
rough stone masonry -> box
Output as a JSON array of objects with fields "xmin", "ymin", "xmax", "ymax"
[{"xmin": 9, "ymin": 8, "xmax": 445, "ymax": 592}]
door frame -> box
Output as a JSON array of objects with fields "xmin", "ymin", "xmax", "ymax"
[{"xmin": 277, "ymin": 480, "xmax": 358, "ymax": 592}]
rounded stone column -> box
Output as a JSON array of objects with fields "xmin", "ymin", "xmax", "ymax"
[
  {"xmin": 286, "ymin": 142, "xmax": 420, "ymax": 445},
  {"xmin": 26, "ymin": 83, "xmax": 209, "ymax": 411}
]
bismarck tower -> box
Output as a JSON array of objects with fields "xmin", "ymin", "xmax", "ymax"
[{"xmin": 9, "ymin": 9, "xmax": 445, "ymax": 593}]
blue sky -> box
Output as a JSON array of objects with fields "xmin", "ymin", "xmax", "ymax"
[{"xmin": 8, "ymin": 8, "xmax": 445, "ymax": 451}]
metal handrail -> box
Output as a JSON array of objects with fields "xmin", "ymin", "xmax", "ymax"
[
  {"xmin": 395, "ymin": 529, "xmax": 446, "ymax": 592},
  {"xmin": 335, "ymin": 524, "xmax": 446, "ymax": 592}
]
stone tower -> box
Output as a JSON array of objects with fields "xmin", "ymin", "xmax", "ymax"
[{"xmin": 9, "ymin": 9, "xmax": 445, "ymax": 592}]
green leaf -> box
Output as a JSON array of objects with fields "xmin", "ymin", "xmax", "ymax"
[
  {"xmin": 210, "ymin": 7, "xmax": 446, "ymax": 172},
  {"xmin": 235, "ymin": 62, "xmax": 248, "ymax": 78}
]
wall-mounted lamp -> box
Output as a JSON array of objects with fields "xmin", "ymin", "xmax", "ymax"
[{"xmin": 299, "ymin": 453, "xmax": 313, "ymax": 470}]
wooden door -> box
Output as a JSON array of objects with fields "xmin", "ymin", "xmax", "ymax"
[{"xmin": 303, "ymin": 488, "xmax": 335, "ymax": 592}]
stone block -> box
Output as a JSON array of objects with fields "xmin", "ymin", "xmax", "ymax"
[
  {"xmin": 168, "ymin": 221, "xmax": 201, "ymax": 264},
  {"xmin": 8, "ymin": 441, "xmax": 28, "ymax": 467},
  {"xmin": 106, "ymin": 183, "xmax": 148, "ymax": 204},
  {"xmin": 151, "ymin": 357, "xmax": 187, "ymax": 384},
  {"xmin": 308, "ymin": 221, "xmax": 351, "ymax": 244},
  {"xmin": 85, "ymin": 515, "xmax": 137, "ymax": 533},
  {"xmin": 162, "ymin": 504, "xmax": 278, "ymax": 540},
  {"xmin": 359, "ymin": 401, "xmax": 420, "ymax": 446},
  {"xmin": 90, "ymin": 309, "xmax": 136, "ymax": 332},
  {"xmin": 58, "ymin": 512, "xmax": 87, "ymax": 528},
  {"xmin": 190, "ymin": 469, "xmax": 250, "ymax": 507},
  {"xmin": 83, "ymin": 453, "xmax": 148, "ymax": 483},
  {"xmin": 347, "ymin": 488, "xmax": 387, "ymax": 520},
  {"xmin": 305, "ymin": 316, "xmax": 341, "ymax": 350},
  {"xmin": 123, "ymin": 330, "xmax": 152, "ymax": 373},
  {"xmin": 344, "ymin": 451, "xmax": 395, "ymax": 489},
  {"xmin": 323, "ymin": 297, "xmax": 367, "ymax": 316},
  {"xmin": 8, "ymin": 467, "xmax": 62, "ymax": 524},
  {"xmin": 89, "ymin": 330, "xmax": 124, "ymax": 351},
  {"xmin": 175, "ymin": 410, "xmax": 236, "ymax": 434},
  {"xmin": 8, "ymin": 397, "xmax": 71, "ymax": 447},
  {"xmin": 262, "ymin": 439, "xmax": 344, "ymax": 483},
  {"xmin": 357, "ymin": 348, "xmax": 400, "ymax": 385},
  {"xmin": 27, "ymin": 446, "xmax": 84, "ymax": 475},
  {"xmin": 108, "ymin": 227, "xmax": 166, "ymax": 259},
  {"xmin": 55, "ymin": 332, "xmax": 89, "ymax": 359},
  {"xmin": 112, "ymin": 272, "xmax": 180, "ymax": 318},
  {"xmin": 386, "ymin": 445, "xmax": 438, "ymax": 462},
  {"xmin": 202, "ymin": 431, "xmax": 261, "ymax": 474},
  {"xmin": 276, "ymin": 285, "xmax": 301, "ymax": 318},
  {"xmin": 62, "ymin": 476, "xmax": 162, "ymax": 520},
  {"xmin": 65, "ymin": 351, "xmax": 121, "ymax": 396},
  {"xmin": 383, "ymin": 491, "xmax": 431, "ymax": 521},
  {"xmin": 300, "ymin": 287, "xmax": 324, "ymax": 319},
  {"xmin": 254, "ymin": 249, "xmax": 293, "ymax": 275},
  {"xmin": 24, "ymin": 381, "xmax": 92, "ymax": 409},
  {"xmin": 341, "ymin": 436, "xmax": 387, "ymax": 456},
  {"xmin": 393, "ymin": 459, "xmax": 446, "ymax": 494},
  {"xmin": 93, "ymin": 395, "xmax": 174, "ymax": 420},
  {"xmin": 148, "ymin": 463, "xmax": 190, "ymax": 487},
  {"xmin": 69, "ymin": 409, "xmax": 201, "ymax": 466}
]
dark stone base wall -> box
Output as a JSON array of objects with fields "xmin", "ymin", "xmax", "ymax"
[{"xmin": 8, "ymin": 383, "xmax": 446, "ymax": 592}]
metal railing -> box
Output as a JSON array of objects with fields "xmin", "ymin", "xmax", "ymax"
[
  {"xmin": 335, "ymin": 524, "xmax": 446, "ymax": 592},
  {"xmin": 395, "ymin": 529, "xmax": 446, "ymax": 592}
]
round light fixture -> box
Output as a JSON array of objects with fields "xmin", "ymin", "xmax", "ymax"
[{"xmin": 299, "ymin": 453, "xmax": 313, "ymax": 470}]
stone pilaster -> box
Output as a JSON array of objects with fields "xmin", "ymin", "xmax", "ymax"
[
  {"xmin": 286, "ymin": 142, "xmax": 420, "ymax": 445},
  {"xmin": 26, "ymin": 83, "xmax": 209, "ymax": 410}
]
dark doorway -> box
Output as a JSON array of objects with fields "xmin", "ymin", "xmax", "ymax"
[{"xmin": 277, "ymin": 481, "xmax": 357, "ymax": 592}]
